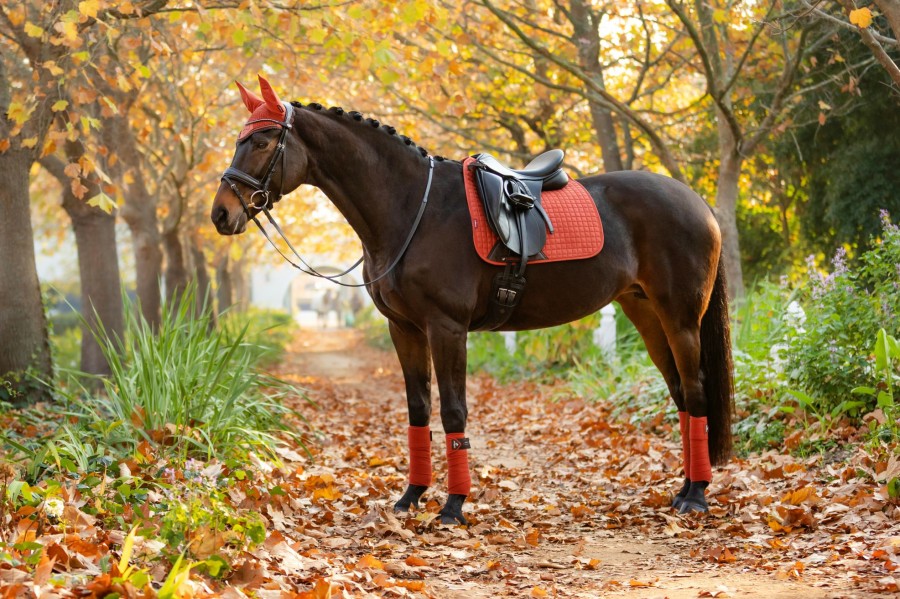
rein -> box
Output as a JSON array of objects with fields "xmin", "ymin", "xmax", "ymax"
[{"xmin": 221, "ymin": 103, "xmax": 434, "ymax": 288}]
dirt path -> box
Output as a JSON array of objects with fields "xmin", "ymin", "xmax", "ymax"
[{"xmin": 271, "ymin": 328, "xmax": 887, "ymax": 598}]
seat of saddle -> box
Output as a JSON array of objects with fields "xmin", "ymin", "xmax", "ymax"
[{"xmin": 462, "ymin": 156, "xmax": 604, "ymax": 265}]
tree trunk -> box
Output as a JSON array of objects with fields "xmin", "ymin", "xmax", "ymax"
[
  {"xmin": 162, "ymin": 228, "xmax": 189, "ymax": 306},
  {"xmin": 873, "ymin": 0, "xmax": 900, "ymax": 41},
  {"xmin": 42, "ymin": 155, "xmax": 124, "ymax": 376},
  {"xmin": 0, "ymin": 150, "xmax": 52, "ymax": 401},
  {"xmin": 68, "ymin": 207, "xmax": 124, "ymax": 375},
  {"xmin": 216, "ymin": 254, "xmax": 233, "ymax": 313},
  {"xmin": 233, "ymin": 257, "xmax": 250, "ymax": 311},
  {"xmin": 569, "ymin": 0, "xmax": 625, "ymax": 172},
  {"xmin": 189, "ymin": 236, "xmax": 212, "ymax": 315},
  {"xmin": 714, "ymin": 113, "xmax": 745, "ymax": 299},
  {"xmin": 106, "ymin": 114, "xmax": 163, "ymax": 329}
]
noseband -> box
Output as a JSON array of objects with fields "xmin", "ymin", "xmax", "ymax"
[{"xmin": 220, "ymin": 102, "xmax": 434, "ymax": 288}]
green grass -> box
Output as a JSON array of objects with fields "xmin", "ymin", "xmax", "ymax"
[{"xmin": 3, "ymin": 287, "xmax": 310, "ymax": 481}]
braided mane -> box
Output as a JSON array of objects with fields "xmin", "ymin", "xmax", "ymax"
[{"xmin": 290, "ymin": 101, "xmax": 448, "ymax": 162}]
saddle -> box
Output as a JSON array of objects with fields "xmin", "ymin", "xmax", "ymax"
[
  {"xmin": 468, "ymin": 150, "xmax": 569, "ymax": 331},
  {"xmin": 470, "ymin": 150, "xmax": 568, "ymax": 268}
]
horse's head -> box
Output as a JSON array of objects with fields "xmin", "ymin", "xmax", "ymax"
[{"xmin": 211, "ymin": 75, "xmax": 308, "ymax": 235}]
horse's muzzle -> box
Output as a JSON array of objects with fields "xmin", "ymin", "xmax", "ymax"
[{"xmin": 211, "ymin": 204, "xmax": 247, "ymax": 235}]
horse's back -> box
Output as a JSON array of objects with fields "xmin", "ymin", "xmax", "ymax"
[{"xmin": 579, "ymin": 169, "xmax": 721, "ymax": 259}]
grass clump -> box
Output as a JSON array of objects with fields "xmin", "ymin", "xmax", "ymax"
[{"xmin": 4, "ymin": 286, "xmax": 308, "ymax": 482}]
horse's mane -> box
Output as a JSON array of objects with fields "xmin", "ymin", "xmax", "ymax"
[{"xmin": 290, "ymin": 101, "xmax": 450, "ymax": 163}]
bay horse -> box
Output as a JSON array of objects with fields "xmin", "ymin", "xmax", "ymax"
[{"xmin": 211, "ymin": 76, "xmax": 733, "ymax": 525}]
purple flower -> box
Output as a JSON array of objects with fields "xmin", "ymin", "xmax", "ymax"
[{"xmin": 832, "ymin": 247, "xmax": 848, "ymax": 276}]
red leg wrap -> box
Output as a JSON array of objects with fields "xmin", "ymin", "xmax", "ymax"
[
  {"xmin": 445, "ymin": 432, "xmax": 471, "ymax": 496},
  {"xmin": 678, "ymin": 411, "xmax": 691, "ymax": 479},
  {"xmin": 407, "ymin": 426, "xmax": 432, "ymax": 487},
  {"xmin": 689, "ymin": 416, "xmax": 712, "ymax": 483}
]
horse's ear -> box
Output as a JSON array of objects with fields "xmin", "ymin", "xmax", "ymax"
[
  {"xmin": 258, "ymin": 74, "xmax": 285, "ymax": 115},
  {"xmin": 236, "ymin": 80, "xmax": 263, "ymax": 113}
]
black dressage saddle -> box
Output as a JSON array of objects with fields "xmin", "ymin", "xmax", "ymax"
[
  {"xmin": 470, "ymin": 150, "xmax": 568, "ymax": 268},
  {"xmin": 469, "ymin": 150, "xmax": 569, "ymax": 332}
]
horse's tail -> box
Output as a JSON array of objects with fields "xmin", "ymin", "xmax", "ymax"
[{"xmin": 701, "ymin": 256, "xmax": 734, "ymax": 465}]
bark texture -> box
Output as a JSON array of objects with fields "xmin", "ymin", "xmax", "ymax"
[
  {"xmin": 106, "ymin": 114, "xmax": 163, "ymax": 328},
  {"xmin": 569, "ymin": 0, "xmax": 624, "ymax": 172},
  {"xmin": 0, "ymin": 150, "xmax": 52, "ymax": 400},
  {"xmin": 42, "ymin": 156, "xmax": 124, "ymax": 376}
]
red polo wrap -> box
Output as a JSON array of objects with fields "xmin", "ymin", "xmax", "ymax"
[
  {"xmin": 678, "ymin": 411, "xmax": 691, "ymax": 479},
  {"xmin": 689, "ymin": 416, "xmax": 712, "ymax": 483},
  {"xmin": 445, "ymin": 433, "xmax": 471, "ymax": 496},
  {"xmin": 407, "ymin": 425, "xmax": 432, "ymax": 487}
]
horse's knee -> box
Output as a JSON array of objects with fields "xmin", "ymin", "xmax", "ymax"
[
  {"xmin": 440, "ymin": 404, "xmax": 468, "ymax": 433},
  {"xmin": 408, "ymin": 402, "xmax": 431, "ymax": 427}
]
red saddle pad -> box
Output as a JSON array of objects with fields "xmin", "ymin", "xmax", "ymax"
[{"xmin": 462, "ymin": 157, "xmax": 604, "ymax": 266}]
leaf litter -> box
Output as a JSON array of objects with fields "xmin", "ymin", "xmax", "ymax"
[{"xmin": 2, "ymin": 328, "xmax": 897, "ymax": 597}]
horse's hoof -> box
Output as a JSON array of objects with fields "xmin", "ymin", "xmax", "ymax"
[
  {"xmin": 676, "ymin": 480, "xmax": 709, "ymax": 514},
  {"xmin": 672, "ymin": 477, "xmax": 691, "ymax": 510},
  {"xmin": 438, "ymin": 494, "xmax": 468, "ymax": 525},
  {"xmin": 393, "ymin": 484, "xmax": 428, "ymax": 512}
]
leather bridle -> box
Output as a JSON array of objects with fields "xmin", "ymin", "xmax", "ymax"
[
  {"xmin": 222, "ymin": 102, "xmax": 295, "ymax": 213},
  {"xmin": 220, "ymin": 102, "xmax": 434, "ymax": 288}
]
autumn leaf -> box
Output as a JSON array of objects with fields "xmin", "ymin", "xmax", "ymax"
[
  {"xmin": 405, "ymin": 555, "xmax": 429, "ymax": 567},
  {"xmin": 7, "ymin": 102, "xmax": 33, "ymax": 126},
  {"xmin": 87, "ymin": 191, "xmax": 116, "ymax": 213},
  {"xmin": 79, "ymin": 0, "xmax": 100, "ymax": 19},
  {"xmin": 849, "ymin": 7, "xmax": 873, "ymax": 28},
  {"xmin": 52, "ymin": 100, "xmax": 69, "ymax": 112},
  {"xmin": 24, "ymin": 22, "xmax": 44, "ymax": 38},
  {"xmin": 54, "ymin": 20, "xmax": 79, "ymax": 43},
  {"xmin": 354, "ymin": 554, "xmax": 385, "ymax": 570}
]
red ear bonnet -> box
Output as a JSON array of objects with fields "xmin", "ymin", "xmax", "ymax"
[
  {"xmin": 236, "ymin": 80, "xmax": 263, "ymax": 112},
  {"xmin": 237, "ymin": 75, "xmax": 289, "ymax": 140}
]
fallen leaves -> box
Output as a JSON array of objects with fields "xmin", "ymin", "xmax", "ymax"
[{"xmin": 3, "ymin": 329, "xmax": 899, "ymax": 597}]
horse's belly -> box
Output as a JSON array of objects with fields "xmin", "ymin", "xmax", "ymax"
[{"xmin": 486, "ymin": 258, "xmax": 630, "ymax": 331}]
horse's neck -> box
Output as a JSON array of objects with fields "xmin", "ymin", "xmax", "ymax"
[{"xmin": 296, "ymin": 110, "xmax": 428, "ymax": 256}]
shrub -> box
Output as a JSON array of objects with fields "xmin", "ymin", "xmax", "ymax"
[
  {"xmin": 786, "ymin": 212, "xmax": 900, "ymax": 413},
  {"xmin": 22, "ymin": 287, "xmax": 311, "ymax": 473},
  {"xmin": 355, "ymin": 305, "xmax": 393, "ymax": 350},
  {"xmin": 220, "ymin": 307, "xmax": 297, "ymax": 366}
]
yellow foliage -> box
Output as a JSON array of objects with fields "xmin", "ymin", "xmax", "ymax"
[{"xmin": 849, "ymin": 7, "xmax": 873, "ymax": 28}]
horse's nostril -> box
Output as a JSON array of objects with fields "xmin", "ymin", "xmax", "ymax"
[{"xmin": 212, "ymin": 205, "xmax": 229, "ymax": 227}]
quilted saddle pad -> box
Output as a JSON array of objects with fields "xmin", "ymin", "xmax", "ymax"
[{"xmin": 462, "ymin": 156, "xmax": 604, "ymax": 266}]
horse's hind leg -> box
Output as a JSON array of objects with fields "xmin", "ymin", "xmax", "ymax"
[
  {"xmin": 389, "ymin": 321, "xmax": 434, "ymax": 512},
  {"xmin": 650, "ymin": 290, "xmax": 716, "ymax": 514},
  {"xmin": 617, "ymin": 295, "xmax": 693, "ymax": 509}
]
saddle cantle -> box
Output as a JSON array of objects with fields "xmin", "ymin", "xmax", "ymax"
[{"xmin": 470, "ymin": 150, "xmax": 568, "ymax": 264}]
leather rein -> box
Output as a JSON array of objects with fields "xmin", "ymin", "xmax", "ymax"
[{"xmin": 221, "ymin": 102, "xmax": 434, "ymax": 288}]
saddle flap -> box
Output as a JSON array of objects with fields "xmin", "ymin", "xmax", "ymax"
[{"xmin": 472, "ymin": 159, "xmax": 550, "ymax": 258}]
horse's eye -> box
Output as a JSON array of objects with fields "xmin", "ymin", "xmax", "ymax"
[{"xmin": 255, "ymin": 141, "xmax": 268, "ymax": 149}]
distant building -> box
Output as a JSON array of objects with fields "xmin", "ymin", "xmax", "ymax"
[{"xmin": 250, "ymin": 261, "xmax": 369, "ymax": 327}]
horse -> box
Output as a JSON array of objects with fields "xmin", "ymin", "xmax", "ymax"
[{"xmin": 211, "ymin": 75, "xmax": 734, "ymax": 525}]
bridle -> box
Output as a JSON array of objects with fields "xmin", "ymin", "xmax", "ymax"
[
  {"xmin": 220, "ymin": 102, "xmax": 434, "ymax": 288},
  {"xmin": 222, "ymin": 102, "xmax": 294, "ymax": 213}
]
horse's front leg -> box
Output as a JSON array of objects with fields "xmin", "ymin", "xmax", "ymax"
[
  {"xmin": 389, "ymin": 321, "xmax": 434, "ymax": 513},
  {"xmin": 427, "ymin": 320, "xmax": 471, "ymax": 525}
]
